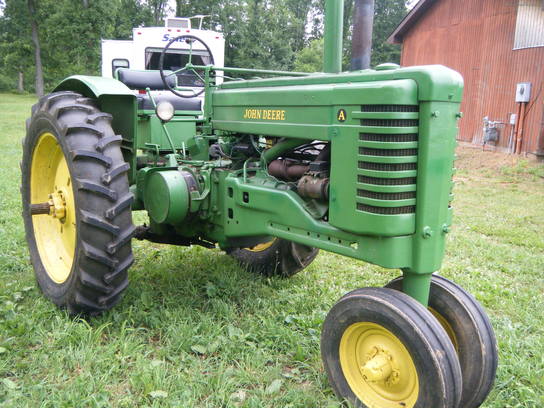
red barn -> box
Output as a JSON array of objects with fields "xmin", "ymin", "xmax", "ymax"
[{"xmin": 388, "ymin": 0, "xmax": 544, "ymax": 158}]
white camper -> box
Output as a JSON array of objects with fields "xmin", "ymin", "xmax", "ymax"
[{"xmin": 101, "ymin": 16, "xmax": 225, "ymax": 91}]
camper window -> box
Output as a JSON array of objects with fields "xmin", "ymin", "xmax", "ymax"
[{"xmin": 145, "ymin": 48, "xmax": 212, "ymax": 87}]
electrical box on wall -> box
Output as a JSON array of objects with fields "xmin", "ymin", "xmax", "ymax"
[{"xmin": 516, "ymin": 82, "xmax": 532, "ymax": 103}]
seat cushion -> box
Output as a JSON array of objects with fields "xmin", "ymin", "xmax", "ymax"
[
  {"xmin": 137, "ymin": 92, "xmax": 202, "ymax": 112},
  {"xmin": 117, "ymin": 68, "xmax": 176, "ymax": 90}
]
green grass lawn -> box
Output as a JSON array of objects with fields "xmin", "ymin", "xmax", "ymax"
[{"xmin": 0, "ymin": 93, "xmax": 543, "ymax": 407}]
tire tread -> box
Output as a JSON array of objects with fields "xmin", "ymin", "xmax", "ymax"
[{"xmin": 22, "ymin": 91, "xmax": 134, "ymax": 315}]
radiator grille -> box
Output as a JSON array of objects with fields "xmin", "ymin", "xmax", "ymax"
[
  {"xmin": 361, "ymin": 105, "xmax": 419, "ymax": 113},
  {"xmin": 357, "ymin": 190, "xmax": 416, "ymax": 200},
  {"xmin": 359, "ymin": 147, "xmax": 418, "ymax": 157},
  {"xmin": 358, "ymin": 162, "xmax": 417, "ymax": 171},
  {"xmin": 360, "ymin": 133, "xmax": 418, "ymax": 143},
  {"xmin": 361, "ymin": 119, "xmax": 419, "ymax": 127},
  {"xmin": 356, "ymin": 104, "xmax": 419, "ymax": 215},
  {"xmin": 357, "ymin": 203, "xmax": 416, "ymax": 215},
  {"xmin": 358, "ymin": 175, "xmax": 417, "ymax": 185}
]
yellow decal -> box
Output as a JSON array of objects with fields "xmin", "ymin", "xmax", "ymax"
[
  {"xmin": 243, "ymin": 109, "xmax": 286, "ymax": 121},
  {"xmin": 337, "ymin": 109, "xmax": 347, "ymax": 122}
]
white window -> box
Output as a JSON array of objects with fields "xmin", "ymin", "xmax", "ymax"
[{"xmin": 513, "ymin": 0, "xmax": 544, "ymax": 49}]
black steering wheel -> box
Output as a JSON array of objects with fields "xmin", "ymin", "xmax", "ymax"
[{"xmin": 159, "ymin": 35, "xmax": 215, "ymax": 99}]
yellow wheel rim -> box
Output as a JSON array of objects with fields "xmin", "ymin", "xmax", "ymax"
[
  {"xmin": 30, "ymin": 132, "xmax": 76, "ymax": 284},
  {"xmin": 339, "ymin": 322, "xmax": 419, "ymax": 408},
  {"xmin": 429, "ymin": 307, "xmax": 459, "ymax": 351},
  {"xmin": 246, "ymin": 238, "xmax": 276, "ymax": 252}
]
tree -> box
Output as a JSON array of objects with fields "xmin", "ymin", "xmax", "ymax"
[
  {"xmin": 370, "ymin": 0, "xmax": 406, "ymax": 66},
  {"xmin": 27, "ymin": 0, "xmax": 44, "ymax": 96},
  {"xmin": 234, "ymin": 0, "xmax": 297, "ymax": 71},
  {"xmin": 111, "ymin": 0, "xmax": 155, "ymax": 40},
  {"xmin": 0, "ymin": 0, "xmax": 410, "ymax": 94},
  {"xmin": 0, "ymin": 0, "xmax": 34, "ymax": 92},
  {"xmin": 292, "ymin": 0, "xmax": 408, "ymax": 71},
  {"xmin": 294, "ymin": 38, "xmax": 323, "ymax": 72},
  {"xmin": 147, "ymin": 0, "xmax": 170, "ymax": 25},
  {"xmin": 176, "ymin": 0, "xmax": 304, "ymax": 71}
]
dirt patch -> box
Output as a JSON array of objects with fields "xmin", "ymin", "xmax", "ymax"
[
  {"xmin": 455, "ymin": 144, "xmax": 520, "ymax": 172},
  {"xmin": 454, "ymin": 144, "xmax": 544, "ymax": 183}
]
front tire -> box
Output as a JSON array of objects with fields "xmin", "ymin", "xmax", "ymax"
[
  {"xmin": 321, "ymin": 287, "xmax": 462, "ymax": 408},
  {"xmin": 385, "ymin": 275, "xmax": 498, "ymax": 408},
  {"xmin": 22, "ymin": 91, "xmax": 135, "ymax": 315}
]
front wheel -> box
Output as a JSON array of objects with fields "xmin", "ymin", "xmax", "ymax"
[
  {"xmin": 22, "ymin": 91, "xmax": 135, "ymax": 314},
  {"xmin": 385, "ymin": 275, "xmax": 498, "ymax": 408},
  {"xmin": 321, "ymin": 287, "xmax": 462, "ymax": 408}
]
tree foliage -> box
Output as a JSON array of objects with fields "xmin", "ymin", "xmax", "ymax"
[
  {"xmin": 294, "ymin": 38, "xmax": 324, "ymax": 73},
  {"xmin": 0, "ymin": 0, "xmax": 409, "ymax": 93}
]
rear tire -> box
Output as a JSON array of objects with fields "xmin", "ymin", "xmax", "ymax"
[
  {"xmin": 229, "ymin": 238, "xmax": 318, "ymax": 277},
  {"xmin": 22, "ymin": 91, "xmax": 135, "ymax": 315}
]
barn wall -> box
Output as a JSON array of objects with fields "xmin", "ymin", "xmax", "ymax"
[{"xmin": 400, "ymin": 0, "xmax": 544, "ymax": 156}]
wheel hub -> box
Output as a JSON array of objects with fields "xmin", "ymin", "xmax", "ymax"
[
  {"xmin": 361, "ymin": 347, "xmax": 399, "ymax": 385},
  {"xmin": 49, "ymin": 191, "xmax": 67, "ymax": 220},
  {"xmin": 30, "ymin": 186, "xmax": 69, "ymax": 221}
]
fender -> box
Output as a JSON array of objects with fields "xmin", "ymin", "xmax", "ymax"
[
  {"xmin": 54, "ymin": 75, "xmax": 138, "ymax": 183},
  {"xmin": 54, "ymin": 75, "xmax": 135, "ymax": 98}
]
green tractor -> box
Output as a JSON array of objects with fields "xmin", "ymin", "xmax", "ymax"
[{"xmin": 21, "ymin": 1, "xmax": 497, "ymax": 407}]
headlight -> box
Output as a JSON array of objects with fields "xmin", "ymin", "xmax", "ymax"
[{"xmin": 156, "ymin": 101, "xmax": 175, "ymax": 122}]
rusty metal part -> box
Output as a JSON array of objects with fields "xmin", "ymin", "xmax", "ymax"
[
  {"xmin": 351, "ymin": 0, "xmax": 375, "ymax": 70},
  {"xmin": 516, "ymin": 102, "xmax": 527, "ymax": 154},
  {"xmin": 297, "ymin": 176, "xmax": 330, "ymax": 200},
  {"xmin": 30, "ymin": 191, "xmax": 67, "ymax": 220},
  {"xmin": 268, "ymin": 159, "xmax": 309, "ymax": 181},
  {"xmin": 30, "ymin": 202, "xmax": 51, "ymax": 215}
]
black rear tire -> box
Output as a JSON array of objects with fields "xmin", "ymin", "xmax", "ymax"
[
  {"xmin": 229, "ymin": 238, "xmax": 319, "ymax": 277},
  {"xmin": 385, "ymin": 274, "xmax": 498, "ymax": 408},
  {"xmin": 22, "ymin": 91, "xmax": 135, "ymax": 315}
]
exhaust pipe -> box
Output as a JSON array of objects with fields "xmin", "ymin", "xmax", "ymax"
[{"xmin": 351, "ymin": 0, "xmax": 375, "ymax": 70}]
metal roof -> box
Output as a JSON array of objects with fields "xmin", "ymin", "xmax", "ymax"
[{"xmin": 387, "ymin": 0, "xmax": 439, "ymax": 44}]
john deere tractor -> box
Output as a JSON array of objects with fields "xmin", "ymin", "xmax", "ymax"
[{"xmin": 21, "ymin": 1, "xmax": 497, "ymax": 407}]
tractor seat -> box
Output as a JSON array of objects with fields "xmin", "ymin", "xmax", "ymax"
[
  {"xmin": 116, "ymin": 68, "xmax": 176, "ymax": 90},
  {"xmin": 137, "ymin": 92, "xmax": 202, "ymax": 112},
  {"xmin": 116, "ymin": 68, "xmax": 202, "ymax": 112}
]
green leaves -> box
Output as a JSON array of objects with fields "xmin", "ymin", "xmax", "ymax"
[
  {"xmin": 0, "ymin": 0, "xmax": 409, "ymax": 92},
  {"xmin": 294, "ymin": 38, "xmax": 324, "ymax": 73},
  {"xmin": 0, "ymin": 0, "xmax": 161, "ymax": 92}
]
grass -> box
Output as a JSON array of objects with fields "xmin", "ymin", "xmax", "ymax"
[{"xmin": 0, "ymin": 93, "xmax": 543, "ymax": 407}]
